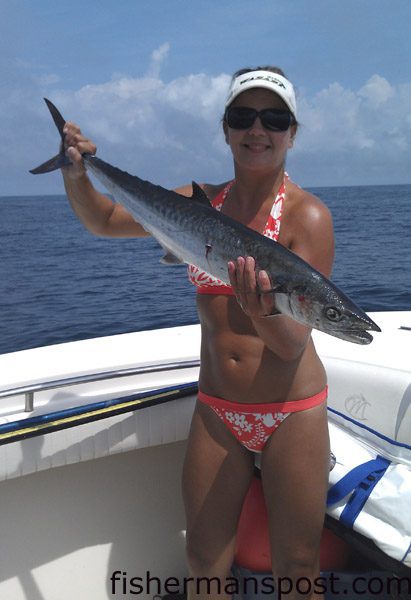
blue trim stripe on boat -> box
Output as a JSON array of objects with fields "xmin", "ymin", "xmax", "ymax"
[
  {"xmin": 0, "ymin": 381, "xmax": 198, "ymax": 446},
  {"xmin": 327, "ymin": 406, "xmax": 411, "ymax": 451},
  {"xmin": 401, "ymin": 540, "xmax": 411, "ymax": 564}
]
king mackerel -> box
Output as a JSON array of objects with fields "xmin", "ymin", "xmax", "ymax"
[{"xmin": 30, "ymin": 98, "xmax": 380, "ymax": 344}]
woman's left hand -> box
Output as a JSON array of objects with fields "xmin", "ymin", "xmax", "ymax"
[{"xmin": 228, "ymin": 256, "xmax": 278, "ymax": 318}]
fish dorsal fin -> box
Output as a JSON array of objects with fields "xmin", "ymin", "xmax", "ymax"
[{"xmin": 191, "ymin": 181, "xmax": 212, "ymax": 207}]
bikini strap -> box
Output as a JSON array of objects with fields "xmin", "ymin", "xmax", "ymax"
[
  {"xmin": 214, "ymin": 175, "xmax": 287, "ymax": 215},
  {"xmin": 211, "ymin": 181, "xmax": 234, "ymax": 210},
  {"xmin": 264, "ymin": 173, "xmax": 288, "ymax": 240}
]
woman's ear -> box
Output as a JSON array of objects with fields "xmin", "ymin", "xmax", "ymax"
[{"xmin": 288, "ymin": 124, "xmax": 297, "ymax": 149}]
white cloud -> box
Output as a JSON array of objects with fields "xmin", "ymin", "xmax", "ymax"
[
  {"xmin": 147, "ymin": 42, "xmax": 170, "ymax": 79},
  {"xmin": 161, "ymin": 73, "xmax": 229, "ymax": 119},
  {"xmin": 46, "ymin": 56, "xmax": 232, "ymax": 187},
  {"xmin": 290, "ymin": 75, "xmax": 411, "ymax": 184},
  {"xmin": 358, "ymin": 74, "xmax": 394, "ymax": 107},
  {"xmin": 1, "ymin": 48, "xmax": 411, "ymax": 195}
]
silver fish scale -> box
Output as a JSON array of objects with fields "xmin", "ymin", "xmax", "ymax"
[{"xmin": 87, "ymin": 157, "xmax": 366, "ymax": 307}]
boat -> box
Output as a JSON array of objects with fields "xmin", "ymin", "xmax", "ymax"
[{"xmin": 0, "ymin": 311, "xmax": 410, "ymax": 599}]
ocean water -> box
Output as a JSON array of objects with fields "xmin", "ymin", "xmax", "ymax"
[{"xmin": 1, "ymin": 185, "xmax": 410, "ymax": 355}]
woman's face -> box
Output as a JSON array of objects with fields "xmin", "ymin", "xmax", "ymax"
[{"xmin": 224, "ymin": 88, "xmax": 296, "ymax": 174}]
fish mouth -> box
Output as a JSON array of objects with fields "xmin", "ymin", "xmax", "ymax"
[
  {"xmin": 321, "ymin": 313, "xmax": 381, "ymax": 345},
  {"xmin": 322, "ymin": 327, "xmax": 377, "ymax": 345},
  {"xmin": 323, "ymin": 310, "xmax": 382, "ymax": 345},
  {"xmin": 341, "ymin": 329, "xmax": 375, "ymax": 345}
]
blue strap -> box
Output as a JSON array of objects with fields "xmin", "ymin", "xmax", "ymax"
[{"xmin": 327, "ymin": 455, "xmax": 391, "ymax": 528}]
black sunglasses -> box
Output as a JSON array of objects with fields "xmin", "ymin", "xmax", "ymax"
[{"xmin": 224, "ymin": 107, "xmax": 294, "ymax": 132}]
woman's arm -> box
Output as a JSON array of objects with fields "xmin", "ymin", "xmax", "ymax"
[{"xmin": 62, "ymin": 122, "xmax": 149, "ymax": 238}]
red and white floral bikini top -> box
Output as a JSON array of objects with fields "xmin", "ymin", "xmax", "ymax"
[{"xmin": 187, "ymin": 175, "xmax": 287, "ymax": 295}]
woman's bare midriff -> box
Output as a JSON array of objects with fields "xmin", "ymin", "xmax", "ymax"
[{"xmin": 197, "ymin": 294, "xmax": 327, "ymax": 404}]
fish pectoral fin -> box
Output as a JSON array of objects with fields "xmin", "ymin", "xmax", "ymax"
[
  {"xmin": 261, "ymin": 290, "xmax": 283, "ymax": 317},
  {"xmin": 259, "ymin": 285, "xmax": 288, "ymax": 317},
  {"xmin": 160, "ymin": 251, "xmax": 184, "ymax": 265},
  {"xmin": 191, "ymin": 181, "xmax": 212, "ymax": 207}
]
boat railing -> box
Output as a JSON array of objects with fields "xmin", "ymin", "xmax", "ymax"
[{"xmin": 0, "ymin": 359, "xmax": 201, "ymax": 412}]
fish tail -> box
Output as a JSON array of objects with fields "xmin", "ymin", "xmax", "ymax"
[{"xmin": 30, "ymin": 98, "xmax": 72, "ymax": 174}]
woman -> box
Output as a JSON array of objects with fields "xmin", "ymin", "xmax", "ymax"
[{"xmin": 62, "ymin": 66, "xmax": 334, "ymax": 600}]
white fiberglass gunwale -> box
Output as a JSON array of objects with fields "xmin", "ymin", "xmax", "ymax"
[{"xmin": 0, "ymin": 312, "xmax": 409, "ymax": 482}]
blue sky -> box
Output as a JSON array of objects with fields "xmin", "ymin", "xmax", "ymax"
[{"xmin": 1, "ymin": 0, "xmax": 411, "ymax": 196}]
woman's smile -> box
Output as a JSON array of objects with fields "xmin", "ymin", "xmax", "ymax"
[{"xmin": 243, "ymin": 140, "xmax": 271, "ymax": 153}]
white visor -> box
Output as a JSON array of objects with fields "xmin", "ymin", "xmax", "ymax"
[{"xmin": 225, "ymin": 70, "xmax": 297, "ymax": 119}]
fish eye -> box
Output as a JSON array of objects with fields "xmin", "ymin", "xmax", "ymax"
[{"xmin": 325, "ymin": 307, "xmax": 342, "ymax": 322}]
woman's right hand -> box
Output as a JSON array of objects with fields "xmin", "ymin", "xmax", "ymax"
[
  {"xmin": 60, "ymin": 122, "xmax": 149, "ymax": 238},
  {"xmin": 62, "ymin": 122, "xmax": 97, "ymax": 180}
]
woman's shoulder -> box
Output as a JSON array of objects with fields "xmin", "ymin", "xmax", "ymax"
[
  {"xmin": 279, "ymin": 179, "xmax": 334, "ymax": 252},
  {"xmin": 286, "ymin": 179, "xmax": 333, "ymax": 228}
]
